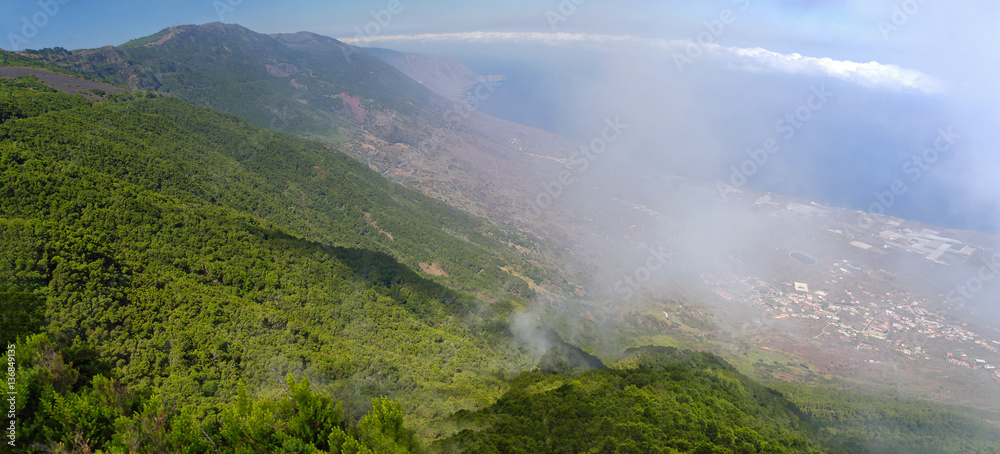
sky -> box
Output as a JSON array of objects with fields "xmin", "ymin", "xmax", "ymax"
[{"xmin": 1, "ymin": 0, "xmax": 998, "ymax": 232}]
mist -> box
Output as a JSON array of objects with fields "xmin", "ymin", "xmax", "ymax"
[{"xmin": 348, "ymin": 2, "xmax": 1000, "ymax": 409}]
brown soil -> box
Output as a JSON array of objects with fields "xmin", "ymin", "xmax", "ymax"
[
  {"xmin": 362, "ymin": 211, "xmax": 394, "ymax": 241},
  {"xmin": 419, "ymin": 262, "xmax": 448, "ymax": 276},
  {"xmin": 0, "ymin": 66, "xmax": 125, "ymax": 97}
]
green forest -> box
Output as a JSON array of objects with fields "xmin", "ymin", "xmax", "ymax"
[
  {"xmin": 4, "ymin": 64, "xmax": 1000, "ymax": 453},
  {"xmin": 0, "ymin": 73, "xmax": 533, "ymax": 451},
  {"xmin": 436, "ymin": 346, "xmax": 1000, "ymax": 453}
]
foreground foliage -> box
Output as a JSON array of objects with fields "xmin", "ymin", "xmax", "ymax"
[{"xmin": 13, "ymin": 333, "xmax": 418, "ymax": 453}]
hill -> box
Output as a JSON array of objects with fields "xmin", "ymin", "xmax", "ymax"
[{"xmin": 437, "ymin": 347, "xmax": 1000, "ymax": 453}]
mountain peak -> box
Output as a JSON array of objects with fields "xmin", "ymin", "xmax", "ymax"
[
  {"xmin": 270, "ymin": 31, "xmax": 345, "ymax": 47},
  {"xmin": 193, "ymin": 21, "xmax": 243, "ymax": 31},
  {"xmin": 120, "ymin": 22, "xmax": 262, "ymax": 48}
]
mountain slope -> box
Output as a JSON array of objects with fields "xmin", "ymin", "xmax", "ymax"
[
  {"xmin": 0, "ymin": 68, "xmax": 550, "ymax": 295},
  {"xmin": 439, "ymin": 347, "xmax": 826, "ymax": 453},
  {"xmin": 438, "ymin": 347, "xmax": 1000, "ymax": 453},
  {"xmin": 21, "ymin": 23, "xmax": 436, "ymax": 145},
  {"xmin": 0, "ymin": 73, "xmax": 543, "ymax": 446},
  {"xmin": 17, "ymin": 25, "xmax": 585, "ymax": 245}
]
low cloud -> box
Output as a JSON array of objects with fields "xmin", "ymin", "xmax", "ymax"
[
  {"xmin": 722, "ymin": 46, "xmax": 940, "ymax": 93},
  {"xmin": 340, "ymin": 31, "xmax": 940, "ymax": 93}
]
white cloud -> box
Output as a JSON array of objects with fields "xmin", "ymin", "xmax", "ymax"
[
  {"xmin": 720, "ymin": 46, "xmax": 941, "ymax": 93},
  {"xmin": 340, "ymin": 31, "xmax": 940, "ymax": 93}
]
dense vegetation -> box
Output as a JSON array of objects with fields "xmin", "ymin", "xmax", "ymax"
[
  {"xmin": 0, "ymin": 75, "xmax": 536, "ymax": 449},
  {"xmin": 13, "ymin": 26, "xmax": 578, "ymax": 289},
  {"xmin": 6, "ymin": 66, "xmax": 1000, "ymax": 453},
  {"xmin": 770, "ymin": 382, "xmax": 1000, "ymax": 453},
  {"xmin": 13, "ymin": 333, "xmax": 420, "ymax": 453},
  {"xmin": 436, "ymin": 347, "xmax": 1000, "ymax": 453},
  {"xmin": 437, "ymin": 347, "xmax": 827, "ymax": 453},
  {"xmin": 0, "ymin": 73, "xmax": 544, "ymax": 297}
]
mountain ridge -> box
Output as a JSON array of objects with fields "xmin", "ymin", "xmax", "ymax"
[{"xmin": 17, "ymin": 24, "xmax": 586, "ymax": 237}]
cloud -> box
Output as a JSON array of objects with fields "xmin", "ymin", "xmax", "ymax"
[
  {"xmin": 720, "ymin": 46, "xmax": 941, "ymax": 93},
  {"xmin": 341, "ymin": 31, "xmax": 940, "ymax": 93}
]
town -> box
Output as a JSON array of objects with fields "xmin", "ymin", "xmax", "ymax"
[{"xmin": 697, "ymin": 190, "xmax": 1000, "ymax": 385}]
